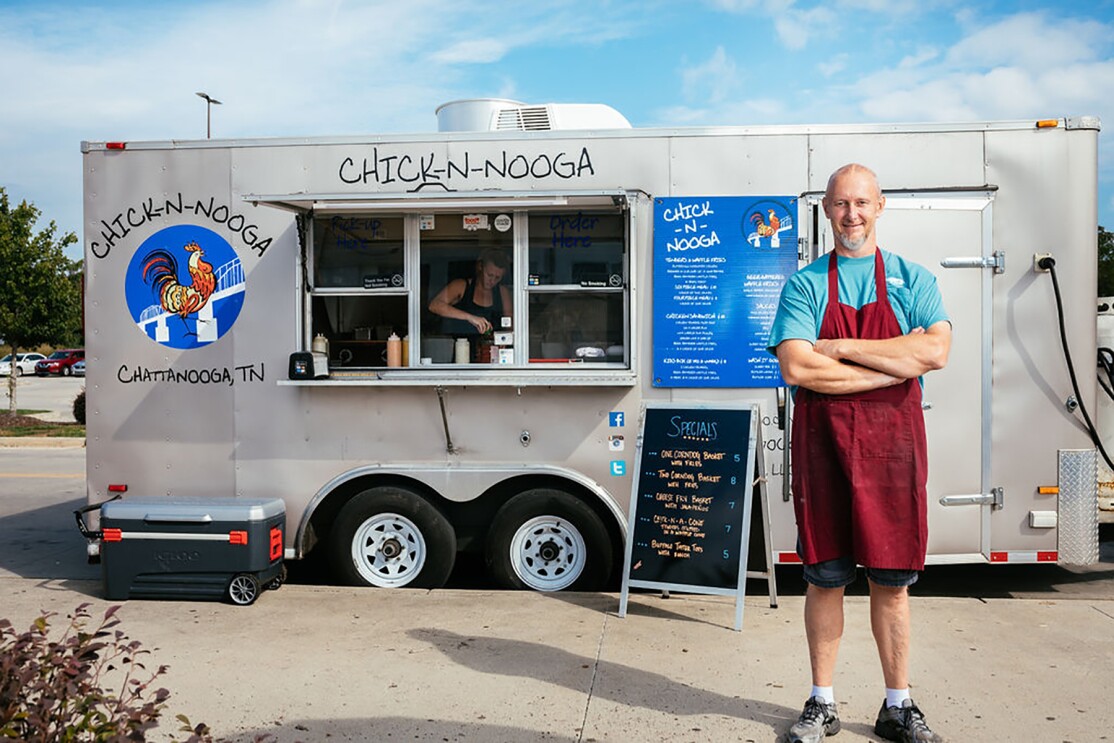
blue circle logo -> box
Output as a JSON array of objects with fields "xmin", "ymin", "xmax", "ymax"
[
  {"xmin": 741, "ymin": 200, "xmax": 795, "ymax": 250},
  {"xmin": 125, "ymin": 225, "xmax": 245, "ymax": 349}
]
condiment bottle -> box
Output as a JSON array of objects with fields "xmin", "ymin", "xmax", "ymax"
[
  {"xmin": 386, "ymin": 333, "xmax": 402, "ymax": 367},
  {"xmin": 454, "ymin": 337, "xmax": 470, "ymax": 364}
]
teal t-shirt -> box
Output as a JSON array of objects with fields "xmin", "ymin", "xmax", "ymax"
[{"xmin": 767, "ymin": 249, "xmax": 949, "ymax": 353}]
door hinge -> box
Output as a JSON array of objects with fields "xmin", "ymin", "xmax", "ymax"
[
  {"xmin": 939, "ymin": 487, "xmax": 1003, "ymax": 509},
  {"xmin": 939, "ymin": 251, "xmax": 1004, "ymax": 274}
]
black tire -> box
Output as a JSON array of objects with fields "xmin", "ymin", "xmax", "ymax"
[
  {"xmin": 228, "ymin": 574, "xmax": 260, "ymax": 605},
  {"xmin": 62, "ymin": 366, "xmax": 73, "ymax": 377},
  {"xmin": 329, "ymin": 486, "xmax": 456, "ymax": 588},
  {"xmin": 485, "ymin": 489, "xmax": 612, "ymax": 592}
]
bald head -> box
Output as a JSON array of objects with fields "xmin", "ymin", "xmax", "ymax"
[{"xmin": 825, "ymin": 163, "xmax": 882, "ymax": 200}]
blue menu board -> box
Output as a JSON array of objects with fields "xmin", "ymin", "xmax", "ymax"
[{"xmin": 653, "ymin": 196, "xmax": 799, "ymax": 387}]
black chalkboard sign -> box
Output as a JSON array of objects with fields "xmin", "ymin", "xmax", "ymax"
[{"xmin": 619, "ymin": 403, "xmax": 759, "ymax": 629}]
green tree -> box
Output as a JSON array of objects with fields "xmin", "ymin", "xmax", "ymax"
[
  {"xmin": 1099, "ymin": 225, "xmax": 1114, "ymax": 298},
  {"xmin": 0, "ymin": 187, "xmax": 81, "ymax": 414}
]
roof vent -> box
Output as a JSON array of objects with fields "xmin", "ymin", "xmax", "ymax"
[
  {"xmin": 495, "ymin": 105, "xmax": 552, "ymax": 131},
  {"xmin": 436, "ymin": 99, "xmax": 631, "ymax": 132}
]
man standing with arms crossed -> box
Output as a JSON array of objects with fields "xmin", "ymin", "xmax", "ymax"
[{"xmin": 768, "ymin": 164, "xmax": 951, "ymax": 742}]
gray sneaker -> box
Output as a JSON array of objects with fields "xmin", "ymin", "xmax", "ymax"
[
  {"xmin": 873, "ymin": 698, "xmax": 943, "ymax": 742},
  {"xmin": 787, "ymin": 696, "xmax": 840, "ymax": 742}
]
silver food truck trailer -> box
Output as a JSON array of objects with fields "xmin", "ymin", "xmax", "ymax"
[{"xmin": 80, "ymin": 99, "xmax": 1102, "ymax": 593}]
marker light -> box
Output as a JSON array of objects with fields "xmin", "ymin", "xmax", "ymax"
[
  {"xmin": 106, "ymin": 142, "xmax": 127, "ymax": 150},
  {"xmin": 107, "ymin": 484, "xmax": 128, "ymax": 493},
  {"xmin": 1035, "ymin": 120, "xmax": 1059, "ymax": 129}
]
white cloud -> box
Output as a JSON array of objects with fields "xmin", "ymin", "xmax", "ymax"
[
  {"xmin": 708, "ymin": 0, "xmax": 923, "ymax": 50},
  {"xmin": 947, "ymin": 12, "xmax": 1108, "ymax": 70},
  {"xmin": 773, "ymin": 5, "xmax": 837, "ymax": 51},
  {"xmin": 898, "ymin": 47, "xmax": 939, "ymax": 69},
  {"xmin": 681, "ymin": 47, "xmax": 741, "ymax": 104},
  {"xmin": 818, "ymin": 54, "xmax": 848, "ymax": 77},
  {"xmin": 850, "ymin": 9, "xmax": 1113, "ymax": 125},
  {"xmin": 432, "ymin": 38, "xmax": 512, "ymax": 65}
]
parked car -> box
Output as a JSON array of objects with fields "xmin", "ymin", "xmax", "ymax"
[
  {"xmin": 0, "ymin": 352, "xmax": 47, "ymax": 377},
  {"xmin": 72, "ymin": 359, "xmax": 86, "ymax": 377},
  {"xmin": 35, "ymin": 349, "xmax": 85, "ymax": 377}
]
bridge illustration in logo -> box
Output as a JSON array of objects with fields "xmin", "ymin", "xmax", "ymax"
[{"xmin": 137, "ymin": 258, "xmax": 244, "ymax": 343}]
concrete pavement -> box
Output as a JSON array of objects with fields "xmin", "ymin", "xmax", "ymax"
[
  {"xmin": 2, "ymin": 447, "xmax": 1113, "ymax": 741},
  {"xmin": 3, "ymin": 581, "xmax": 1113, "ymax": 741}
]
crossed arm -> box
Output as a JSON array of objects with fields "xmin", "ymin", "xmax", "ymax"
[{"xmin": 775, "ymin": 320, "xmax": 951, "ymax": 395}]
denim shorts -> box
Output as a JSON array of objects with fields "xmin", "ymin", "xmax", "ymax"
[{"xmin": 802, "ymin": 555, "xmax": 920, "ymax": 589}]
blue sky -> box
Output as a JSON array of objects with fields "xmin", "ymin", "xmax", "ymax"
[{"xmin": 2, "ymin": 0, "xmax": 1112, "ymax": 261}]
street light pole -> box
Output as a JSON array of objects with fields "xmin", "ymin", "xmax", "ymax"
[{"xmin": 195, "ymin": 92, "xmax": 223, "ymax": 139}]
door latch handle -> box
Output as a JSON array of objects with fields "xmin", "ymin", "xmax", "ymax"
[
  {"xmin": 939, "ymin": 487, "xmax": 1002, "ymax": 509},
  {"xmin": 940, "ymin": 251, "xmax": 1004, "ymax": 274}
]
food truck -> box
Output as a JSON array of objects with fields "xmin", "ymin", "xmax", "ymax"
[{"xmin": 80, "ymin": 99, "xmax": 1102, "ymax": 592}]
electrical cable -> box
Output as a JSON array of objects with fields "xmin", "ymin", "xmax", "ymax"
[
  {"xmin": 1039, "ymin": 255, "xmax": 1114, "ymax": 470},
  {"xmin": 1097, "ymin": 346, "xmax": 1114, "ymax": 401}
]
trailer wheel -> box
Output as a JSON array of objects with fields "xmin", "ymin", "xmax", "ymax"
[
  {"xmin": 486, "ymin": 489, "xmax": 612, "ymax": 592},
  {"xmin": 330, "ymin": 486, "xmax": 456, "ymax": 589},
  {"xmin": 228, "ymin": 574, "xmax": 260, "ymax": 606}
]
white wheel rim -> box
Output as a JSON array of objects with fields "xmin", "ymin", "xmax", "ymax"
[
  {"xmin": 508, "ymin": 516, "xmax": 587, "ymax": 591},
  {"xmin": 351, "ymin": 512, "xmax": 427, "ymax": 587}
]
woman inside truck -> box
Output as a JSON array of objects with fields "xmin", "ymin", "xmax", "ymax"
[{"xmin": 427, "ymin": 247, "xmax": 513, "ymax": 341}]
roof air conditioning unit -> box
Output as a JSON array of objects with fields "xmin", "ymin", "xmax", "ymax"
[{"xmin": 436, "ymin": 99, "xmax": 631, "ymax": 132}]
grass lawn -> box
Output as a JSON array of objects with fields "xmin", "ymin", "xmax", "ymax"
[{"xmin": 0, "ymin": 410, "xmax": 85, "ymax": 437}]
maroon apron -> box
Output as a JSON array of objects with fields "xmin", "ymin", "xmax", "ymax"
[{"xmin": 791, "ymin": 250, "xmax": 929, "ymax": 570}]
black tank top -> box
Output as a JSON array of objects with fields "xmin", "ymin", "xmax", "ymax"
[{"xmin": 442, "ymin": 277, "xmax": 504, "ymax": 337}]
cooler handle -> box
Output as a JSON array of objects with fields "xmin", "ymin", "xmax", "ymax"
[
  {"xmin": 73, "ymin": 495, "xmax": 122, "ymax": 540},
  {"xmin": 143, "ymin": 513, "xmax": 214, "ymax": 524}
]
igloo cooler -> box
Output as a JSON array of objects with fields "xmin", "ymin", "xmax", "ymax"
[{"xmin": 81, "ymin": 496, "xmax": 286, "ymax": 605}]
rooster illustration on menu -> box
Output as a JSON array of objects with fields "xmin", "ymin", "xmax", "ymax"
[
  {"xmin": 750, "ymin": 209, "xmax": 781, "ymax": 237},
  {"xmin": 142, "ymin": 242, "xmax": 216, "ymax": 334},
  {"xmin": 749, "ymin": 208, "xmax": 785, "ymax": 247}
]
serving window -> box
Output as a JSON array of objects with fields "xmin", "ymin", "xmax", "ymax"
[
  {"xmin": 302, "ymin": 196, "xmax": 632, "ymax": 373},
  {"xmin": 526, "ymin": 212, "xmax": 626, "ymax": 363},
  {"xmin": 313, "ymin": 215, "xmax": 404, "ymax": 288}
]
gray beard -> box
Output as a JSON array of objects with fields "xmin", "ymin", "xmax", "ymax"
[{"xmin": 836, "ymin": 232, "xmax": 867, "ymax": 251}]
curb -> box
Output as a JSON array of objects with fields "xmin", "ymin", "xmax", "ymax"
[{"xmin": 0, "ymin": 437, "xmax": 86, "ymax": 448}]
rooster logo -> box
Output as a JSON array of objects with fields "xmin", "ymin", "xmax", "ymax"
[
  {"xmin": 142, "ymin": 242, "xmax": 217, "ymax": 332},
  {"xmin": 745, "ymin": 202, "xmax": 793, "ymax": 249},
  {"xmin": 750, "ymin": 209, "xmax": 781, "ymax": 237},
  {"xmin": 125, "ymin": 225, "xmax": 245, "ymax": 349}
]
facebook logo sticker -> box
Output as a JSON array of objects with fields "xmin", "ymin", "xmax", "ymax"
[
  {"xmin": 610, "ymin": 460, "xmax": 626, "ymax": 476},
  {"xmin": 609, "ymin": 412, "xmax": 625, "ymax": 427}
]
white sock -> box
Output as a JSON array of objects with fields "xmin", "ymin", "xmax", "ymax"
[
  {"xmin": 885, "ymin": 687, "xmax": 910, "ymax": 708},
  {"xmin": 811, "ymin": 685, "xmax": 835, "ymax": 704}
]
